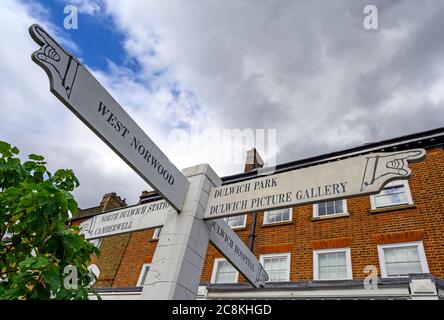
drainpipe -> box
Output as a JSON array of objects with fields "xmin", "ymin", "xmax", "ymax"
[
  {"xmin": 248, "ymin": 213, "xmax": 257, "ymax": 251},
  {"xmin": 244, "ymin": 148, "xmax": 264, "ymax": 252}
]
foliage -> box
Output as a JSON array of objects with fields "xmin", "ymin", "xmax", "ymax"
[{"xmin": 0, "ymin": 141, "xmax": 100, "ymax": 299}]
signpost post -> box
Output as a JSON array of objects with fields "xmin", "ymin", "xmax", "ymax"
[{"xmin": 29, "ymin": 23, "xmax": 427, "ymax": 300}]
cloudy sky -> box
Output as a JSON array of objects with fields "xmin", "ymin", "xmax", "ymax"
[{"xmin": 1, "ymin": 0, "xmax": 443, "ymax": 208}]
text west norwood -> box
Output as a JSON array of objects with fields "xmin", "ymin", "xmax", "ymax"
[{"xmin": 97, "ymin": 101, "xmax": 175, "ymax": 186}]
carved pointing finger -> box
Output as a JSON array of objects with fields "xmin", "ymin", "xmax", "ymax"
[
  {"xmin": 29, "ymin": 23, "xmax": 80, "ymax": 100},
  {"xmin": 391, "ymin": 149, "xmax": 426, "ymax": 162},
  {"xmin": 37, "ymin": 43, "xmax": 61, "ymax": 62},
  {"xmin": 29, "ymin": 24, "xmax": 60, "ymax": 51}
]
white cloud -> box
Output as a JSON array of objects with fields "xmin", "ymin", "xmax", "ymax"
[
  {"xmin": 63, "ymin": 0, "xmax": 101, "ymax": 15},
  {"xmin": 1, "ymin": 0, "xmax": 444, "ymax": 209},
  {"xmin": 0, "ymin": 0, "xmax": 146, "ymax": 207},
  {"xmin": 101, "ymin": 0, "xmax": 444, "ymax": 164}
]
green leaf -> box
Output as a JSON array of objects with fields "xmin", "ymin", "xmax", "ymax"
[
  {"xmin": 42, "ymin": 269, "xmax": 61, "ymax": 291},
  {"xmin": 67, "ymin": 199, "xmax": 78, "ymax": 215},
  {"xmin": 28, "ymin": 154, "xmax": 44, "ymax": 161},
  {"xmin": 0, "ymin": 141, "xmax": 96, "ymax": 300},
  {"xmin": 0, "ymin": 141, "xmax": 11, "ymax": 155}
]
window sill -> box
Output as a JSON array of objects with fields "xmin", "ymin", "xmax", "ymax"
[
  {"xmin": 313, "ymin": 277, "xmax": 353, "ymax": 282},
  {"xmin": 261, "ymin": 221, "xmax": 293, "ymax": 228},
  {"xmin": 311, "ymin": 213, "xmax": 350, "ymax": 221},
  {"xmin": 230, "ymin": 226, "xmax": 247, "ymax": 231},
  {"xmin": 369, "ymin": 204, "xmax": 416, "ymax": 214}
]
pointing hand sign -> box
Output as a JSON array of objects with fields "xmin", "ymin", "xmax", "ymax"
[
  {"xmin": 29, "ymin": 24, "xmax": 79, "ymax": 100},
  {"xmin": 360, "ymin": 149, "xmax": 426, "ymax": 191}
]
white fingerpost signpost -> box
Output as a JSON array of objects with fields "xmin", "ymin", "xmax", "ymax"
[
  {"xmin": 29, "ymin": 24, "xmax": 269, "ymax": 299},
  {"xmin": 29, "ymin": 24, "xmax": 427, "ymax": 300}
]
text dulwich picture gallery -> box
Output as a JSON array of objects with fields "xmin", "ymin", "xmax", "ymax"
[{"xmin": 29, "ymin": 24, "xmax": 444, "ymax": 300}]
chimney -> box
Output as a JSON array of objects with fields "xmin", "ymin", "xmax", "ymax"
[
  {"xmin": 139, "ymin": 190, "xmax": 159, "ymax": 204},
  {"xmin": 244, "ymin": 148, "xmax": 264, "ymax": 173},
  {"xmin": 99, "ymin": 192, "xmax": 127, "ymax": 211}
]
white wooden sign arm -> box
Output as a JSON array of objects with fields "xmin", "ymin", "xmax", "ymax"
[
  {"xmin": 206, "ymin": 219, "xmax": 269, "ymax": 288},
  {"xmin": 79, "ymin": 200, "xmax": 170, "ymax": 240},
  {"xmin": 204, "ymin": 149, "xmax": 426, "ymax": 219},
  {"xmin": 29, "ymin": 24, "xmax": 189, "ymax": 212}
]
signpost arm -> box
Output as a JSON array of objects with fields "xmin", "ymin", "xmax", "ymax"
[{"xmin": 28, "ymin": 24, "xmax": 189, "ymax": 212}]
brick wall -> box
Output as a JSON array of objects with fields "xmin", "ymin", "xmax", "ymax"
[
  {"xmin": 112, "ymin": 228, "xmax": 158, "ymax": 287},
  {"xmin": 93, "ymin": 147, "xmax": 444, "ymax": 287},
  {"xmin": 71, "ymin": 192, "xmax": 128, "ymax": 288}
]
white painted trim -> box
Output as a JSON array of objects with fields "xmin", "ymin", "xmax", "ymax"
[
  {"xmin": 313, "ymin": 199, "xmax": 348, "ymax": 218},
  {"xmin": 210, "ymin": 258, "xmax": 239, "ymax": 284},
  {"xmin": 377, "ymin": 241, "xmax": 429, "ymax": 278},
  {"xmin": 313, "ymin": 247, "xmax": 353, "ymax": 281},
  {"xmin": 136, "ymin": 263, "xmax": 151, "ymax": 287},
  {"xmin": 259, "ymin": 253, "xmax": 291, "ymax": 282},
  {"xmin": 369, "ymin": 180, "xmax": 414, "ymax": 210},
  {"xmin": 263, "ymin": 208, "xmax": 293, "ymax": 225},
  {"xmin": 205, "ymin": 286, "xmax": 411, "ymax": 299},
  {"xmin": 89, "ymin": 238, "xmax": 102, "ymax": 249},
  {"xmin": 152, "ymin": 227, "xmax": 162, "ymax": 239},
  {"xmin": 87, "ymin": 264, "xmax": 101, "ymax": 286},
  {"xmin": 224, "ymin": 214, "xmax": 247, "ymax": 229},
  {"xmin": 89, "ymin": 291, "xmax": 142, "ymax": 300}
]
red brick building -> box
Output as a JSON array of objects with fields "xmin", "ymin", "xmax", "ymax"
[{"xmin": 72, "ymin": 127, "xmax": 444, "ymax": 299}]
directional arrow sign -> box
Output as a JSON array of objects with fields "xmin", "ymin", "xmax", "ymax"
[
  {"xmin": 79, "ymin": 200, "xmax": 170, "ymax": 240},
  {"xmin": 207, "ymin": 219, "xmax": 268, "ymax": 288},
  {"xmin": 78, "ymin": 201, "xmax": 269, "ymax": 287},
  {"xmin": 29, "ymin": 24, "xmax": 189, "ymax": 212},
  {"xmin": 204, "ymin": 149, "xmax": 426, "ymax": 220}
]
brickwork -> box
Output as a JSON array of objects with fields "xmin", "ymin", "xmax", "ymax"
[
  {"xmin": 78, "ymin": 147, "xmax": 444, "ymax": 287},
  {"xmin": 112, "ymin": 228, "xmax": 158, "ymax": 287},
  {"xmin": 71, "ymin": 192, "xmax": 127, "ymax": 287}
]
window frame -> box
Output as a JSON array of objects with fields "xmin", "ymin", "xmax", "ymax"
[
  {"xmin": 89, "ymin": 238, "xmax": 102, "ymax": 249},
  {"xmin": 377, "ymin": 241, "xmax": 429, "ymax": 278},
  {"xmin": 259, "ymin": 253, "xmax": 291, "ymax": 282},
  {"xmin": 263, "ymin": 208, "xmax": 293, "ymax": 225},
  {"xmin": 313, "ymin": 247, "xmax": 353, "ymax": 281},
  {"xmin": 313, "ymin": 199, "xmax": 348, "ymax": 218},
  {"xmin": 223, "ymin": 215, "xmax": 247, "ymax": 229},
  {"xmin": 369, "ymin": 180, "xmax": 414, "ymax": 209},
  {"xmin": 152, "ymin": 227, "xmax": 162, "ymax": 240},
  {"xmin": 136, "ymin": 263, "xmax": 151, "ymax": 287},
  {"xmin": 87, "ymin": 264, "xmax": 101, "ymax": 286},
  {"xmin": 210, "ymin": 258, "xmax": 239, "ymax": 284}
]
